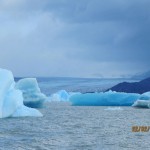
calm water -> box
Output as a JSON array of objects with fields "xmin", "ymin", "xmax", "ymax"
[
  {"xmin": 2, "ymin": 77, "xmax": 148, "ymax": 150},
  {"xmin": 0, "ymin": 103, "xmax": 150, "ymax": 150}
]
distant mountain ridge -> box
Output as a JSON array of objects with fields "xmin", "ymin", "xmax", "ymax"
[{"xmin": 107, "ymin": 77, "xmax": 150, "ymax": 94}]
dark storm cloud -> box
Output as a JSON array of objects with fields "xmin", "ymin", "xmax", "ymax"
[
  {"xmin": 0, "ymin": 0, "xmax": 150, "ymax": 77},
  {"xmin": 50, "ymin": 0, "xmax": 150, "ymax": 63}
]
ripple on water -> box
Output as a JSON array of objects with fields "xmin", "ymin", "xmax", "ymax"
[{"xmin": 0, "ymin": 103, "xmax": 150, "ymax": 150}]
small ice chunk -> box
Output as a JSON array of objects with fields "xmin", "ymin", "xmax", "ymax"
[
  {"xmin": 49, "ymin": 90, "xmax": 70, "ymax": 101},
  {"xmin": 104, "ymin": 107, "xmax": 123, "ymax": 110},
  {"xmin": 132, "ymin": 100, "xmax": 150, "ymax": 108}
]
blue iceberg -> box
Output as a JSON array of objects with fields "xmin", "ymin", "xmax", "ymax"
[
  {"xmin": 15, "ymin": 78, "xmax": 47, "ymax": 108},
  {"xmin": 70, "ymin": 91, "xmax": 141, "ymax": 106},
  {"xmin": 0, "ymin": 68, "xmax": 42, "ymax": 118}
]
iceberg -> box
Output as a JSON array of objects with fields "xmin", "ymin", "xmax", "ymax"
[
  {"xmin": 140, "ymin": 92, "xmax": 150, "ymax": 100},
  {"xmin": 0, "ymin": 68, "xmax": 42, "ymax": 118},
  {"xmin": 49, "ymin": 90, "xmax": 70, "ymax": 101},
  {"xmin": 132, "ymin": 100, "xmax": 150, "ymax": 108},
  {"xmin": 48, "ymin": 90, "xmax": 81, "ymax": 102},
  {"xmin": 15, "ymin": 78, "xmax": 46, "ymax": 108},
  {"xmin": 70, "ymin": 91, "xmax": 140, "ymax": 106}
]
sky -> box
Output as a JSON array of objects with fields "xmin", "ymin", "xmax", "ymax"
[{"xmin": 0, "ymin": 0, "xmax": 150, "ymax": 78}]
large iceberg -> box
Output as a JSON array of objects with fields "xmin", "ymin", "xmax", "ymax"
[
  {"xmin": 0, "ymin": 68, "xmax": 42, "ymax": 118},
  {"xmin": 15, "ymin": 78, "xmax": 46, "ymax": 108},
  {"xmin": 70, "ymin": 91, "xmax": 141, "ymax": 106}
]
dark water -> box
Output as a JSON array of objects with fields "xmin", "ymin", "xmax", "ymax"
[{"xmin": 0, "ymin": 103, "xmax": 150, "ymax": 150}]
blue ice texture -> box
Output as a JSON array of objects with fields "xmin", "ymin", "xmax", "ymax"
[
  {"xmin": 69, "ymin": 90, "xmax": 150, "ymax": 106},
  {"xmin": 15, "ymin": 78, "xmax": 47, "ymax": 108}
]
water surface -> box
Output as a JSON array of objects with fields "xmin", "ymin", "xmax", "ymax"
[{"xmin": 0, "ymin": 103, "xmax": 149, "ymax": 150}]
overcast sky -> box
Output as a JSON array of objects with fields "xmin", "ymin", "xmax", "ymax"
[{"xmin": 0, "ymin": 0, "xmax": 150, "ymax": 78}]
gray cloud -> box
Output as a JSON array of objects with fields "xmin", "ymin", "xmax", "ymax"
[{"xmin": 0, "ymin": 0, "xmax": 150, "ymax": 77}]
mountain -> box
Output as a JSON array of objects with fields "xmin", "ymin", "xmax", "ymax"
[{"xmin": 107, "ymin": 77, "xmax": 150, "ymax": 94}]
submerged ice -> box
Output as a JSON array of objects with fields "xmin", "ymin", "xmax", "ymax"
[
  {"xmin": 0, "ymin": 68, "xmax": 42, "ymax": 118},
  {"xmin": 16, "ymin": 78, "xmax": 46, "ymax": 108}
]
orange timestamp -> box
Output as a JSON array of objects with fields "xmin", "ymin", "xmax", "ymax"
[{"xmin": 132, "ymin": 126, "xmax": 150, "ymax": 132}]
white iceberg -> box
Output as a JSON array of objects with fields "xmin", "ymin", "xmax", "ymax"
[
  {"xmin": 132, "ymin": 100, "xmax": 150, "ymax": 108},
  {"xmin": 15, "ymin": 78, "xmax": 46, "ymax": 108},
  {"xmin": 70, "ymin": 90, "xmax": 140, "ymax": 106},
  {"xmin": 48, "ymin": 90, "xmax": 81, "ymax": 102},
  {"xmin": 49, "ymin": 90, "xmax": 70, "ymax": 101},
  {"xmin": 0, "ymin": 68, "xmax": 42, "ymax": 118}
]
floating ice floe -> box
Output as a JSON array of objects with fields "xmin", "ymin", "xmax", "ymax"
[
  {"xmin": 15, "ymin": 78, "xmax": 47, "ymax": 108},
  {"xmin": 0, "ymin": 68, "xmax": 42, "ymax": 118},
  {"xmin": 70, "ymin": 90, "xmax": 141, "ymax": 106},
  {"xmin": 48, "ymin": 90, "xmax": 80, "ymax": 102},
  {"xmin": 104, "ymin": 107, "xmax": 123, "ymax": 110},
  {"xmin": 48, "ymin": 90, "xmax": 70, "ymax": 101},
  {"xmin": 132, "ymin": 100, "xmax": 150, "ymax": 108}
]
